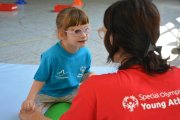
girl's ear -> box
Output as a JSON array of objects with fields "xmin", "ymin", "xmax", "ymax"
[{"xmin": 57, "ymin": 30, "xmax": 65, "ymax": 40}]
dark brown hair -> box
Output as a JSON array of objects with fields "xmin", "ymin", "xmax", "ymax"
[
  {"xmin": 56, "ymin": 7, "xmax": 89, "ymax": 31},
  {"xmin": 104, "ymin": 0, "xmax": 170, "ymax": 75}
]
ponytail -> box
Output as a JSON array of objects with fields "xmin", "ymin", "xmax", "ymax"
[{"xmin": 119, "ymin": 47, "xmax": 170, "ymax": 75}]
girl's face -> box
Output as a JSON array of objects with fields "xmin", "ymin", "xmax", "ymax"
[
  {"xmin": 58, "ymin": 24, "xmax": 90, "ymax": 53},
  {"xmin": 63, "ymin": 24, "xmax": 90, "ymax": 48}
]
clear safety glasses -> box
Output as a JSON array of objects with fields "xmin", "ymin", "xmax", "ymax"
[
  {"xmin": 97, "ymin": 26, "xmax": 107, "ymax": 39},
  {"xmin": 65, "ymin": 25, "xmax": 91, "ymax": 37}
]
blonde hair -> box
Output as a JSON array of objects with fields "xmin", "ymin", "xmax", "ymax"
[{"xmin": 56, "ymin": 7, "xmax": 89, "ymax": 31}]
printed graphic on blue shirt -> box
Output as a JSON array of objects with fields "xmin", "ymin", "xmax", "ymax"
[
  {"xmin": 55, "ymin": 69, "xmax": 68, "ymax": 79},
  {"xmin": 77, "ymin": 66, "xmax": 87, "ymax": 78},
  {"xmin": 55, "ymin": 66, "xmax": 87, "ymax": 80}
]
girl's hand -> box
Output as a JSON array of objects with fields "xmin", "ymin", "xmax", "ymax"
[
  {"xmin": 88, "ymin": 72, "xmax": 96, "ymax": 78},
  {"xmin": 81, "ymin": 72, "xmax": 96, "ymax": 82},
  {"xmin": 21, "ymin": 99, "xmax": 36, "ymax": 111}
]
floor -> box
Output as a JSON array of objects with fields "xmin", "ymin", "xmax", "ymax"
[{"xmin": 0, "ymin": 0, "xmax": 180, "ymax": 67}]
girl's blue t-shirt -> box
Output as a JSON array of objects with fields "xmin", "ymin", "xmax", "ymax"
[{"xmin": 34, "ymin": 42, "xmax": 91, "ymax": 97}]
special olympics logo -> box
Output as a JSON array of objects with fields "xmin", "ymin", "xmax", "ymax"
[{"xmin": 122, "ymin": 95, "xmax": 139, "ymax": 112}]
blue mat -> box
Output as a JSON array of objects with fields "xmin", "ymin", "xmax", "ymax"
[{"xmin": 0, "ymin": 63, "xmax": 116, "ymax": 120}]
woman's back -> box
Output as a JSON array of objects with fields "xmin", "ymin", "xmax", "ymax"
[{"xmin": 63, "ymin": 66, "xmax": 180, "ymax": 120}]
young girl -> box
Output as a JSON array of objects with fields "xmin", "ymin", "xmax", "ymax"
[{"xmin": 19, "ymin": 7, "xmax": 94, "ymax": 118}]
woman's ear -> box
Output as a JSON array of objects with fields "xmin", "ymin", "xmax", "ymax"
[
  {"xmin": 113, "ymin": 48, "xmax": 125, "ymax": 63},
  {"xmin": 110, "ymin": 35, "xmax": 113, "ymax": 45}
]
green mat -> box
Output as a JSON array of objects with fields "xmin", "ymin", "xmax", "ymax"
[{"xmin": 44, "ymin": 102, "xmax": 71, "ymax": 120}]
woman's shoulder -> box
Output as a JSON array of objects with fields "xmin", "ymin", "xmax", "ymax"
[
  {"xmin": 169, "ymin": 66, "xmax": 180, "ymax": 74},
  {"xmin": 170, "ymin": 66, "xmax": 180, "ymax": 70},
  {"xmin": 84, "ymin": 72, "xmax": 119, "ymax": 85},
  {"xmin": 79, "ymin": 73, "xmax": 118, "ymax": 92}
]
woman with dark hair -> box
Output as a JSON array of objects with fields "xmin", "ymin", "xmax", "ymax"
[
  {"xmin": 60, "ymin": 0, "xmax": 180, "ymax": 119},
  {"xmin": 103, "ymin": 0, "xmax": 168, "ymax": 75}
]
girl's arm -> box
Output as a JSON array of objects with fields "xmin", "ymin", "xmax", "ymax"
[
  {"xmin": 82, "ymin": 72, "xmax": 96, "ymax": 82},
  {"xmin": 21, "ymin": 80, "xmax": 45, "ymax": 111}
]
